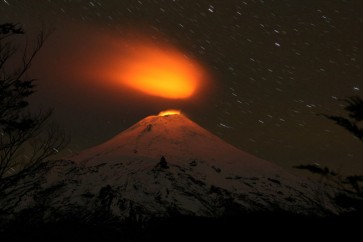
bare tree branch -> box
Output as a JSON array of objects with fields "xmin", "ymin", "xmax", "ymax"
[{"xmin": 0, "ymin": 23, "xmax": 67, "ymax": 179}]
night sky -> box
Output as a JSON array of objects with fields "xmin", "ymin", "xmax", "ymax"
[{"xmin": 1, "ymin": 0, "xmax": 363, "ymax": 175}]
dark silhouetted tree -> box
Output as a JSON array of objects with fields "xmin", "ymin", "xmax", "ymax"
[
  {"xmin": 0, "ymin": 23, "xmax": 67, "ymax": 179},
  {"xmin": 321, "ymin": 96, "xmax": 363, "ymax": 141},
  {"xmin": 295, "ymin": 97, "xmax": 363, "ymax": 199},
  {"xmin": 158, "ymin": 156, "xmax": 169, "ymax": 169},
  {"xmin": 294, "ymin": 163, "xmax": 338, "ymax": 176}
]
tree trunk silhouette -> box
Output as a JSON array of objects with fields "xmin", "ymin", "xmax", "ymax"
[{"xmin": 0, "ymin": 23, "xmax": 68, "ymax": 179}]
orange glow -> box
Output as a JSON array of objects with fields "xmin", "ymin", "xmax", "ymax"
[
  {"xmin": 118, "ymin": 44, "xmax": 204, "ymax": 99},
  {"xmin": 158, "ymin": 109, "xmax": 181, "ymax": 116}
]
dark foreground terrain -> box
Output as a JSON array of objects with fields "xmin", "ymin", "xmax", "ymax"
[{"xmin": 1, "ymin": 212, "xmax": 362, "ymax": 241}]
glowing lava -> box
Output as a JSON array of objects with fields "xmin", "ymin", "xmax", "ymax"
[
  {"xmin": 158, "ymin": 109, "xmax": 181, "ymax": 116},
  {"xmin": 118, "ymin": 44, "xmax": 205, "ymax": 99}
]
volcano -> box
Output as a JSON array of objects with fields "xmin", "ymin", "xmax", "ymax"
[
  {"xmin": 0, "ymin": 112, "xmax": 355, "ymax": 240},
  {"xmin": 73, "ymin": 112, "xmax": 282, "ymax": 176},
  {"xmin": 67, "ymin": 112, "xmax": 341, "ymax": 215}
]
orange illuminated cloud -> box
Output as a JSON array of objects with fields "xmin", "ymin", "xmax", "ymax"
[{"xmin": 118, "ymin": 44, "xmax": 205, "ymax": 99}]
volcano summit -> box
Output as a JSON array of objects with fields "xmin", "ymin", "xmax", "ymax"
[{"xmin": 0, "ymin": 112, "xmax": 357, "ymax": 240}]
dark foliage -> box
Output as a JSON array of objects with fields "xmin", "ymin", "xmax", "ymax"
[
  {"xmin": 158, "ymin": 156, "xmax": 169, "ymax": 169},
  {"xmin": 0, "ymin": 23, "xmax": 24, "ymax": 35},
  {"xmin": 297, "ymin": 96, "xmax": 363, "ymax": 200},
  {"xmin": 0, "ymin": 23, "xmax": 67, "ymax": 179},
  {"xmin": 344, "ymin": 96, "xmax": 363, "ymax": 122},
  {"xmin": 334, "ymin": 193, "xmax": 363, "ymax": 210},
  {"xmin": 321, "ymin": 96, "xmax": 363, "ymax": 141},
  {"xmin": 0, "ymin": 213, "xmax": 362, "ymax": 241},
  {"xmin": 294, "ymin": 163, "xmax": 337, "ymax": 176},
  {"xmin": 344, "ymin": 175, "xmax": 363, "ymax": 194},
  {"xmin": 294, "ymin": 163, "xmax": 363, "ymax": 198}
]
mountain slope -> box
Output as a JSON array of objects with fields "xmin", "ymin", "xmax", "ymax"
[
  {"xmin": 0, "ymin": 113, "xmax": 353, "ymax": 237},
  {"xmin": 74, "ymin": 114, "xmax": 283, "ymax": 174},
  {"xmin": 70, "ymin": 114, "xmax": 334, "ymax": 214}
]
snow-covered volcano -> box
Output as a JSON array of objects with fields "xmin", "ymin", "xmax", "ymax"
[
  {"xmin": 0, "ymin": 112, "xmax": 349, "ymax": 233},
  {"xmin": 67, "ymin": 112, "xmax": 337, "ymax": 216},
  {"xmin": 73, "ymin": 112, "xmax": 282, "ymax": 176}
]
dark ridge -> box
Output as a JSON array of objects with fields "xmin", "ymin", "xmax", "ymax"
[{"xmin": 1, "ymin": 212, "xmax": 362, "ymax": 241}]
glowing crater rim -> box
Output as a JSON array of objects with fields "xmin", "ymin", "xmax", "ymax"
[{"xmin": 158, "ymin": 109, "xmax": 181, "ymax": 116}]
